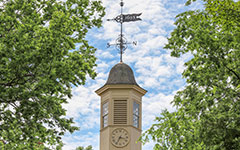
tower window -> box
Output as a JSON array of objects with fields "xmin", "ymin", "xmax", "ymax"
[
  {"xmin": 102, "ymin": 102, "xmax": 108, "ymax": 128},
  {"xmin": 133, "ymin": 101, "xmax": 140, "ymax": 128}
]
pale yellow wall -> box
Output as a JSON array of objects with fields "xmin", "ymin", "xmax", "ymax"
[
  {"xmin": 129, "ymin": 127, "xmax": 142, "ymax": 150},
  {"xmin": 100, "ymin": 128, "xmax": 110, "ymax": 150},
  {"xmin": 96, "ymin": 85, "xmax": 146, "ymax": 150}
]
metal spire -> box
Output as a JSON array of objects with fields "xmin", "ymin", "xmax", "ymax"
[
  {"xmin": 120, "ymin": 0, "xmax": 124, "ymax": 62},
  {"xmin": 107, "ymin": 0, "xmax": 142, "ymax": 62}
]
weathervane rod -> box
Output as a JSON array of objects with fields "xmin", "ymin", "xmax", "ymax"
[{"xmin": 120, "ymin": 0, "xmax": 124, "ymax": 62}]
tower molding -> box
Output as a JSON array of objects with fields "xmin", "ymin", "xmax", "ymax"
[{"xmin": 96, "ymin": 84, "xmax": 147, "ymax": 96}]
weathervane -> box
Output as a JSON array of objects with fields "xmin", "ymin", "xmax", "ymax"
[{"xmin": 107, "ymin": 0, "xmax": 142, "ymax": 62}]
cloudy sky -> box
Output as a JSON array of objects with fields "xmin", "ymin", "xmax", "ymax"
[{"xmin": 62, "ymin": 0, "xmax": 203, "ymax": 149}]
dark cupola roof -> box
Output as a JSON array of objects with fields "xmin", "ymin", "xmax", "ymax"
[{"xmin": 105, "ymin": 62, "xmax": 138, "ymax": 85}]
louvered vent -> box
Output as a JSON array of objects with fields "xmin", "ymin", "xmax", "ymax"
[{"xmin": 114, "ymin": 100, "xmax": 127, "ymax": 124}]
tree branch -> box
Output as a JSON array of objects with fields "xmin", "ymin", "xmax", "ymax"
[
  {"xmin": 225, "ymin": 65, "xmax": 240, "ymax": 81},
  {"xmin": 9, "ymin": 103, "xmax": 17, "ymax": 109}
]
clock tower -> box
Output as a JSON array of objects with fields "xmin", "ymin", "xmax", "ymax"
[
  {"xmin": 95, "ymin": 62, "xmax": 147, "ymax": 150},
  {"xmin": 95, "ymin": 1, "xmax": 146, "ymax": 149}
]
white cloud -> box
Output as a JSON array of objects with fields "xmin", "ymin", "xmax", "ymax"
[
  {"xmin": 63, "ymin": 86, "xmax": 99, "ymax": 118},
  {"xmin": 63, "ymin": 132, "xmax": 99, "ymax": 150},
  {"xmin": 95, "ymin": 61, "xmax": 110, "ymax": 73},
  {"xmin": 143, "ymin": 93, "xmax": 175, "ymax": 116},
  {"xmin": 96, "ymin": 50, "xmax": 114, "ymax": 59},
  {"xmin": 143, "ymin": 35, "xmax": 168, "ymax": 49}
]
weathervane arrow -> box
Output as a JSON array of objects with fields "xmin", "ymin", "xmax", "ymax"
[
  {"xmin": 122, "ymin": 13, "xmax": 142, "ymax": 22},
  {"xmin": 107, "ymin": 13, "xmax": 142, "ymax": 23}
]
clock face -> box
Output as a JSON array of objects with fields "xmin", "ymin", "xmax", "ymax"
[{"xmin": 111, "ymin": 128, "xmax": 130, "ymax": 147}]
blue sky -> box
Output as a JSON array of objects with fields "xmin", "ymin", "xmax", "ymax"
[{"xmin": 62, "ymin": 0, "xmax": 203, "ymax": 149}]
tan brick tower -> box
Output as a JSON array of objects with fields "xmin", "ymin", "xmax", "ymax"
[{"xmin": 96, "ymin": 62, "xmax": 147, "ymax": 150}]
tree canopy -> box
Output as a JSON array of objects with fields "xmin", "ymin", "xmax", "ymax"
[
  {"xmin": 76, "ymin": 145, "xmax": 93, "ymax": 150},
  {"xmin": 0, "ymin": 0, "xmax": 105, "ymax": 149},
  {"xmin": 141, "ymin": 0, "xmax": 240, "ymax": 149}
]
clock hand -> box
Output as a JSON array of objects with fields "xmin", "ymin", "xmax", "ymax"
[
  {"xmin": 119, "ymin": 134, "xmax": 127, "ymax": 139},
  {"xmin": 116, "ymin": 135, "xmax": 122, "ymax": 144}
]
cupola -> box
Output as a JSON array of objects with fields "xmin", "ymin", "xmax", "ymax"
[{"xmin": 105, "ymin": 62, "xmax": 138, "ymax": 85}]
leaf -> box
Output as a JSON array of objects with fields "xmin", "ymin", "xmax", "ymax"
[{"xmin": 212, "ymin": 86, "xmax": 217, "ymax": 94}]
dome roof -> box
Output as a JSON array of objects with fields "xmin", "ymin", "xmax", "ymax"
[{"xmin": 105, "ymin": 62, "xmax": 138, "ymax": 85}]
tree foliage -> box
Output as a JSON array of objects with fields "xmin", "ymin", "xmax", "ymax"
[
  {"xmin": 0, "ymin": 0, "xmax": 105, "ymax": 149},
  {"xmin": 76, "ymin": 145, "xmax": 93, "ymax": 150},
  {"xmin": 141, "ymin": 0, "xmax": 240, "ymax": 149}
]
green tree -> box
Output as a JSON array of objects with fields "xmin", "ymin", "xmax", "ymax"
[
  {"xmin": 141, "ymin": 0, "xmax": 240, "ymax": 149},
  {"xmin": 76, "ymin": 145, "xmax": 93, "ymax": 150},
  {"xmin": 0, "ymin": 0, "xmax": 105, "ymax": 149}
]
